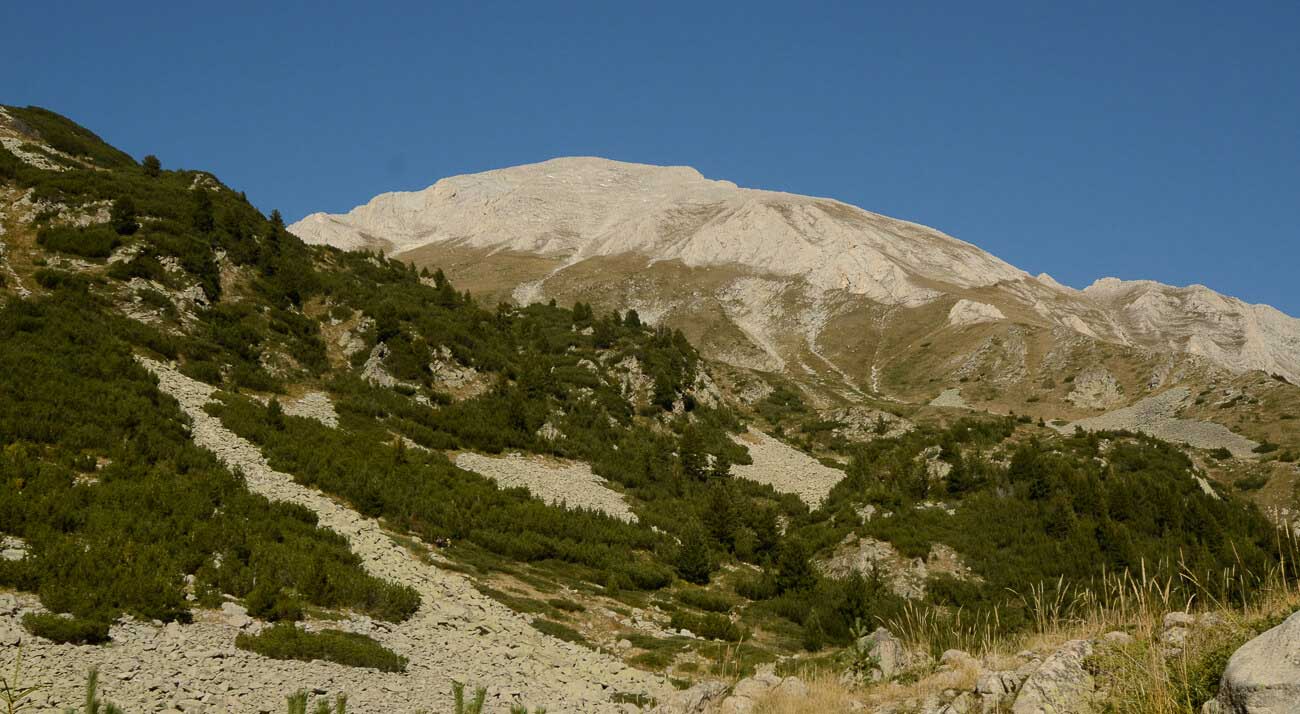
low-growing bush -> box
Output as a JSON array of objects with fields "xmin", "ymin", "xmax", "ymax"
[
  {"xmin": 22, "ymin": 613, "xmax": 111, "ymax": 644},
  {"xmin": 676, "ymin": 587, "xmax": 732, "ymax": 613},
  {"xmin": 235, "ymin": 623, "xmax": 407, "ymax": 672},
  {"xmin": 36, "ymin": 224, "xmax": 122, "ymax": 259},
  {"xmin": 547, "ymin": 598, "xmax": 585, "ymax": 613},
  {"xmin": 668, "ymin": 611, "xmax": 745, "ymax": 642},
  {"xmin": 529, "ymin": 618, "xmax": 591, "ymax": 647},
  {"xmin": 1234, "ymin": 473, "xmax": 1269, "ymax": 492}
]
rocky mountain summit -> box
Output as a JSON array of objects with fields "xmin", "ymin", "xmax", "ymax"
[{"xmin": 291, "ymin": 157, "xmax": 1300, "ymax": 387}]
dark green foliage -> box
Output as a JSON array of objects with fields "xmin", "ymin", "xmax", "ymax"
[
  {"xmin": 547, "ymin": 597, "xmax": 585, "ymax": 613},
  {"xmin": 21, "ymin": 613, "xmax": 110, "ymax": 645},
  {"xmin": 142, "ymin": 154, "xmax": 161, "ymax": 177},
  {"xmin": 3, "ymin": 106, "xmax": 135, "ymax": 169},
  {"xmin": 210, "ymin": 391, "xmax": 675, "ymax": 589},
  {"xmin": 235, "ymin": 624, "xmax": 408, "ymax": 672},
  {"xmin": 529, "ymin": 618, "xmax": 591, "ymax": 647},
  {"xmin": 109, "ymin": 197, "xmax": 138, "ymax": 235},
  {"xmin": 676, "ymin": 587, "xmax": 732, "ymax": 613},
  {"xmin": 818, "ymin": 422, "xmax": 1281, "ymax": 624},
  {"xmin": 36, "ymin": 225, "xmax": 121, "ymax": 259},
  {"xmin": 675, "ymin": 527, "xmax": 714, "ymax": 585},
  {"xmin": 667, "ymin": 610, "xmax": 745, "ymax": 641},
  {"xmin": 451, "ymin": 682, "xmax": 487, "ymax": 714},
  {"xmin": 0, "ymin": 297, "xmax": 419, "ymax": 626},
  {"xmin": 1234, "ymin": 473, "xmax": 1269, "ymax": 492},
  {"xmin": 1209, "ymin": 447, "xmax": 1232, "ymax": 460},
  {"xmin": 0, "ymin": 146, "xmax": 18, "ymax": 180}
]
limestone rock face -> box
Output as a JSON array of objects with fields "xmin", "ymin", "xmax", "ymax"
[
  {"xmin": 1213, "ymin": 609, "xmax": 1300, "ymax": 714},
  {"xmin": 1012, "ymin": 639, "xmax": 1096, "ymax": 714}
]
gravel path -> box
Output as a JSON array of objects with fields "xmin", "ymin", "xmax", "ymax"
[{"xmin": 0, "ymin": 359, "xmax": 665, "ymax": 714}]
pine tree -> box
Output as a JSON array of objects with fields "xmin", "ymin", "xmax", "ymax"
[
  {"xmin": 192, "ymin": 189, "xmax": 215, "ymax": 233},
  {"xmin": 109, "ymin": 197, "xmax": 138, "ymax": 236},
  {"xmin": 142, "ymin": 154, "xmax": 161, "ymax": 177},
  {"xmin": 623, "ymin": 309, "xmax": 641, "ymax": 329},
  {"xmin": 675, "ymin": 526, "xmax": 713, "ymax": 585}
]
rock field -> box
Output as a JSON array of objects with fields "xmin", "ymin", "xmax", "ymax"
[
  {"xmin": 729, "ymin": 428, "xmax": 845, "ymax": 507},
  {"xmin": 454, "ymin": 452, "xmax": 638, "ymax": 523},
  {"xmin": 1064, "ymin": 386, "xmax": 1258, "ymax": 457}
]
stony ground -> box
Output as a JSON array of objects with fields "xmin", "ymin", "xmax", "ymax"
[
  {"xmin": 1063, "ymin": 386, "xmax": 1259, "ymax": 457},
  {"xmin": 454, "ymin": 452, "xmax": 638, "ymax": 523},
  {"xmin": 730, "ymin": 428, "xmax": 845, "ymax": 507},
  {"xmin": 0, "ymin": 358, "xmax": 667, "ymax": 714}
]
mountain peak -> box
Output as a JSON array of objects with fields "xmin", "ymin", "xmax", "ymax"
[{"xmin": 290, "ymin": 158, "xmax": 1027, "ymax": 306}]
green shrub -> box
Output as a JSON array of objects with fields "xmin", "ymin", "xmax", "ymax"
[
  {"xmin": 547, "ymin": 598, "xmax": 585, "ymax": 613},
  {"xmin": 235, "ymin": 624, "xmax": 407, "ymax": 672},
  {"xmin": 668, "ymin": 611, "xmax": 745, "ymax": 642},
  {"xmin": 676, "ymin": 588, "xmax": 732, "ymax": 613},
  {"xmin": 1234, "ymin": 474, "xmax": 1269, "ymax": 492},
  {"xmin": 1208, "ymin": 446, "xmax": 1232, "ymax": 460},
  {"xmin": 529, "ymin": 618, "xmax": 590, "ymax": 647},
  {"xmin": 36, "ymin": 225, "xmax": 122, "ymax": 259},
  {"xmin": 4, "ymin": 106, "xmax": 136, "ymax": 168},
  {"xmin": 21, "ymin": 613, "xmax": 111, "ymax": 644}
]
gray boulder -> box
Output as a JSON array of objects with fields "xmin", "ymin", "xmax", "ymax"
[
  {"xmin": 1213, "ymin": 609, "xmax": 1300, "ymax": 713},
  {"xmin": 1012, "ymin": 639, "xmax": 1096, "ymax": 714},
  {"xmin": 650, "ymin": 680, "xmax": 728, "ymax": 714}
]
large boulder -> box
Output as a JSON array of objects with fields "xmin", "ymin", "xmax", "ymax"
[
  {"xmin": 650, "ymin": 681, "xmax": 729, "ymax": 714},
  {"xmin": 856, "ymin": 627, "xmax": 925, "ymax": 681},
  {"xmin": 1012, "ymin": 639, "xmax": 1096, "ymax": 714},
  {"xmin": 719, "ymin": 666, "xmax": 808, "ymax": 713},
  {"xmin": 1212, "ymin": 610, "xmax": 1300, "ymax": 713}
]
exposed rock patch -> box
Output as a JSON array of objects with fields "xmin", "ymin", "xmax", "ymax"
[
  {"xmin": 1063, "ymin": 387, "xmax": 1258, "ymax": 456},
  {"xmin": 454, "ymin": 452, "xmax": 637, "ymax": 523},
  {"xmin": 729, "ymin": 428, "xmax": 844, "ymax": 507},
  {"xmin": 820, "ymin": 534, "xmax": 976, "ymax": 600},
  {"xmin": 948, "ymin": 299, "xmax": 1006, "ymax": 327},
  {"xmin": 930, "ymin": 388, "xmax": 969, "ymax": 408},
  {"xmin": 282, "ymin": 391, "xmax": 339, "ymax": 428},
  {"xmin": 1067, "ymin": 369, "xmax": 1125, "ymax": 410}
]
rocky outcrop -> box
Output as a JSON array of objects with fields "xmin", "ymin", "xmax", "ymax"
[
  {"xmin": 648, "ymin": 680, "xmax": 728, "ymax": 714},
  {"xmin": 821, "ymin": 535, "xmax": 976, "ymax": 601},
  {"xmin": 1066, "ymin": 369, "xmax": 1125, "ymax": 410},
  {"xmin": 948, "ymin": 299, "xmax": 1006, "ymax": 327},
  {"xmin": 1012, "ymin": 639, "xmax": 1096, "ymax": 714},
  {"xmin": 1210, "ymin": 609, "xmax": 1300, "ymax": 714},
  {"xmin": 718, "ymin": 666, "xmax": 807, "ymax": 714}
]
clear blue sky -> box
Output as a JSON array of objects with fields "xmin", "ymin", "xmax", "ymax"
[{"xmin": 6, "ymin": 1, "xmax": 1298, "ymax": 314}]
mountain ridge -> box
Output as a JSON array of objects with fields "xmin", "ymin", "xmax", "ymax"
[{"xmin": 290, "ymin": 156, "xmax": 1300, "ymax": 385}]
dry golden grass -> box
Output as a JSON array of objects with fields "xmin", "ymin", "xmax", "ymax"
[{"xmin": 751, "ymin": 672, "xmax": 860, "ymax": 714}]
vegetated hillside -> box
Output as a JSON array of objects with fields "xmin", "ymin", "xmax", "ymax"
[{"xmin": 0, "ymin": 106, "xmax": 1296, "ymax": 708}]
